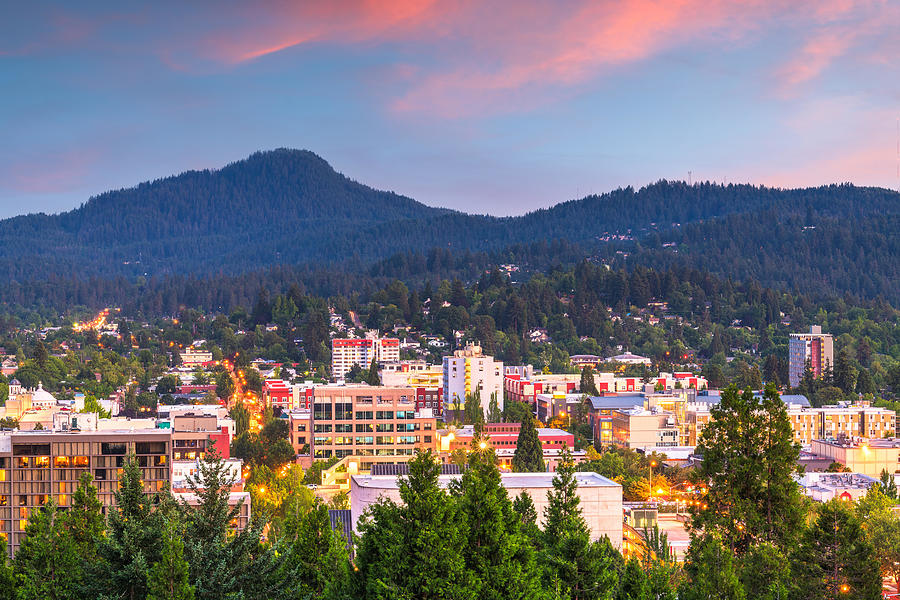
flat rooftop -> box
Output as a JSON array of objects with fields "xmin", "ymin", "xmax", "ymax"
[{"xmin": 352, "ymin": 471, "xmax": 620, "ymax": 490}]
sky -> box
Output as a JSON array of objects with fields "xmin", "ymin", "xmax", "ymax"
[{"xmin": 1, "ymin": 0, "xmax": 899, "ymax": 218}]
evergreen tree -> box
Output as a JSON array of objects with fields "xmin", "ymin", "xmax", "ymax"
[
  {"xmin": 793, "ymin": 500, "xmax": 881, "ymax": 600},
  {"xmin": 680, "ymin": 534, "xmax": 745, "ymax": 600},
  {"xmin": 146, "ymin": 519, "xmax": 195, "ymax": 600},
  {"xmin": 12, "ymin": 501, "xmax": 81, "ymax": 600},
  {"xmin": 580, "ymin": 366, "xmax": 599, "ymax": 396},
  {"xmin": 512, "ymin": 491, "xmax": 542, "ymax": 550},
  {"xmin": 449, "ymin": 444, "xmax": 543, "ymax": 599},
  {"xmin": 365, "ymin": 357, "xmax": 381, "ymax": 386},
  {"xmin": 284, "ymin": 501, "xmax": 351, "ymax": 598},
  {"xmin": 354, "ymin": 450, "xmax": 474, "ymax": 600},
  {"xmin": 95, "ymin": 455, "xmax": 167, "ymax": 600},
  {"xmin": 616, "ymin": 558, "xmax": 650, "ymax": 600},
  {"xmin": 738, "ymin": 542, "xmax": 792, "ymax": 600},
  {"xmin": 833, "ymin": 349, "xmax": 856, "ymax": 396},
  {"xmin": 180, "ymin": 446, "xmax": 264, "ymax": 600},
  {"xmin": 854, "ymin": 368, "xmax": 875, "ymax": 396},
  {"xmin": 0, "ymin": 547, "xmax": 13, "ymax": 600},
  {"xmin": 512, "ymin": 412, "xmax": 545, "ymax": 473},
  {"xmin": 543, "ymin": 448, "xmax": 619, "ymax": 599},
  {"xmin": 66, "ymin": 471, "xmax": 105, "ymax": 560},
  {"xmin": 691, "ymin": 383, "xmax": 803, "ymax": 554}
]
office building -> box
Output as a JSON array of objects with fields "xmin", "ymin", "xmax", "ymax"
[
  {"xmin": 810, "ymin": 438, "xmax": 900, "ymax": 476},
  {"xmin": 788, "ymin": 326, "xmax": 834, "ymax": 387},
  {"xmin": 331, "ymin": 337, "xmax": 400, "ymax": 379},
  {"xmin": 301, "ymin": 385, "xmax": 437, "ymax": 465}
]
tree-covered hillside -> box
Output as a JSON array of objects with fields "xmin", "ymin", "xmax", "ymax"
[{"xmin": 0, "ymin": 149, "xmax": 897, "ymax": 302}]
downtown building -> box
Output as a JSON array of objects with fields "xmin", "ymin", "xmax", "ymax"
[
  {"xmin": 331, "ymin": 337, "xmax": 400, "ymax": 379},
  {"xmin": 442, "ymin": 343, "xmax": 503, "ymax": 416},
  {"xmin": 788, "ymin": 325, "xmax": 834, "ymax": 388},
  {"xmin": 289, "ymin": 384, "xmax": 438, "ymax": 467}
]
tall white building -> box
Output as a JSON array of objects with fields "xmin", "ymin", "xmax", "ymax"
[
  {"xmin": 788, "ymin": 326, "xmax": 834, "ymax": 388},
  {"xmin": 331, "ymin": 337, "xmax": 400, "ymax": 379},
  {"xmin": 442, "ymin": 343, "xmax": 503, "ymax": 416}
]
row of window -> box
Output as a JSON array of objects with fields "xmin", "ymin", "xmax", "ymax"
[{"xmin": 313, "ymin": 435, "xmax": 427, "ymax": 446}]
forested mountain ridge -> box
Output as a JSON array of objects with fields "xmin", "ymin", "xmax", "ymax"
[{"xmin": 0, "ymin": 148, "xmax": 898, "ymax": 303}]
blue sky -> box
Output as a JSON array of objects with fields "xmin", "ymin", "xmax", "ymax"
[{"xmin": 1, "ymin": 1, "xmax": 898, "ymax": 218}]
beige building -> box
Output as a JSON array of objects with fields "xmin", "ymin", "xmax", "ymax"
[
  {"xmin": 612, "ymin": 408, "xmax": 680, "ymax": 449},
  {"xmin": 442, "ymin": 343, "xmax": 503, "ymax": 415},
  {"xmin": 350, "ymin": 471, "xmax": 623, "ymax": 546},
  {"xmin": 0, "ymin": 427, "xmax": 172, "ymax": 556},
  {"xmin": 811, "ymin": 438, "xmax": 900, "ymax": 476},
  {"xmin": 685, "ymin": 401, "xmax": 895, "ymax": 448}
]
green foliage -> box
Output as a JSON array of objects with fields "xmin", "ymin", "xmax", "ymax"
[
  {"xmin": 512, "ymin": 411, "xmax": 545, "ymax": 473},
  {"xmin": 354, "ymin": 450, "xmax": 474, "ymax": 599},
  {"xmin": 692, "ymin": 383, "xmax": 804, "ymax": 554},
  {"xmin": 80, "ymin": 393, "xmax": 111, "ymax": 418},
  {"xmin": 680, "ymin": 534, "xmax": 745, "ymax": 600},
  {"xmin": 793, "ymin": 500, "xmax": 882, "ymax": 600},
  {"xmin": 146, "ymin": 519, "xmax": 195, "ymax": 600},
  {"xmin": 12, "ymin": 501, "xmax": 82, "ymax": 600},
  {"xmin": 365, "ymin": 357, "xmax": 381, "ymax": 386},
  {"xmin": 580, "ymin": 366, "xmax": 599, "ymax": 396},
  {"xmin": 215, "ymin": 371, "xmax": 235, "ymax": 402},
  {"xmin": 229, "ymin": 401, "xmax": 250, "ymax": 436},
  {"xmin": 95, "ymin": 456, "xmax": 167, "ymax": 600},
  {"xmin": 616, "ymin": 558, "xmax": 650, "ymax": 600},
  {"xmin": 543, "ymin": 448, "xmax": 619, "ymax": 599},
  {"xmin": 449, "ymin": 444, "xmax": 543, "ymax": 599}
]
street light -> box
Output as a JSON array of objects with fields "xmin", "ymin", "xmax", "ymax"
[
  {"xmin": 649, "ymin": 460, "xmax": 657, "ymax": 501},
  {"xmin": 478, "ymin": 441, "xmax": 487, "ymax": 450}
]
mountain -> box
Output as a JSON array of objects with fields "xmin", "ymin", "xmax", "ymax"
[{"xmin": 0, "ymin": 149, "xmax": 898, "ymax": 304}]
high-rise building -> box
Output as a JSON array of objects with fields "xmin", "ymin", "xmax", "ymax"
[
  {"xmin": 789, "ymin": 326, "xmax": 834, "ymax": 387},
  {"xmin": 442, "ymin": 343, "xmax": 503, "ymax": 416},
  {"xmin": 331, "ymin": 337, "xmax": 400, "ymax": 379}
]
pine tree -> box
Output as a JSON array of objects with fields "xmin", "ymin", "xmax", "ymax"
[
  {"xmin": 512, "ymin": 491, "xmax": 542, "ymax": 550},
  {"xmin": 580, "ymin": 366, "xmax": 599, "ymax": 396},
  {"xmin": 147, "ymin": 519, "xmax": 195, "ymax": 600},
  {"xmin": 0, "ymin": 546, "xmax": 13, "ymax": 600},
  {"xmin": 738, "ymin": 542, "xmax": 792, "ymax": 600},
  {"xmin": 66, "ymin": 471, "xmax": 104, "ymax": 560},
  {"xmin": 543, "ymin": 448, "xmax": 619, "ymax": 599},
  {"xmin": 365, "ymin": 357, "xmax": 381, "ymax": 386},
  {"xmin": 512, "ymin": 412, "xmax": 545, "ymax": 473},
  {"xmin": 833, "ymin": 349, "xmax": 856, "ymax": 395},
  {"xmin": 616, "ymin": 558, "xmax": 650, "ymax": 600},
  {"xmin": 449, "ymin": 444, "xmax": 543, "ymax": 599},
  {"xmin": 691, "ymin": 383, "xmax": 803, "ymax": 554},
  {"xmin": 180, "ymin": 445, "xmax": 263, "ymax": 600},
  {"xmin": 353, "ymin": 450, "xmax": 474, "ymax": 600},
  {"xmin": 284, "ymin": 501, "xmax": 351, "ymax": 598},
  {"xmin": 794, "ymin": 500, "xmax": 882, "ymax": 599},
  {"xmin": 95, "ymin": 455, "xmax": 167, "ymax": 600},
  {"xmin": 12, "ymin": 501, "xmax": 81, "ymax": 600},
  {"xmin": 680, "ymin": 534, "xmax": 745, "ymax": 600}
]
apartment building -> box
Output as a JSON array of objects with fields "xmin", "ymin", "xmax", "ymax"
[
  {"xmin": 436, "ymin": 422, "xmax": 579, "ymax": 471},
  {"xmin": 611, "ymin": 408, "xmax": 680, "ymax": 449},
  {"xmin": 303, "ymin": 385, "xmax": 437, "ymax": 467},
  {"xmin": 788, "ymin": 325, "xmax": 834, "ymax": 387},
  {"xmin": 180, "ymin": 349, "xmax": 213, "ymax": 367},
  {"xmin": 811, "ymin": 438, "xmax": 900, "ymax": 476},
  {"xmin": 263, "ymin": 379, "xmax": 292, "ymax": 410},
  {"xmin": 331, "ymin": 337, "xmax": 400, "ymax": 379},
  {"xmin": 685, "ymin": 399, "xmax": 893, "ymax": 447},
  {"xmin": 442, "ymin": 343, "xmax": 503, "ymax": 416},
  {"xmin": 0, "ymin": 425, "xmax": 172, "ymax": 556}
]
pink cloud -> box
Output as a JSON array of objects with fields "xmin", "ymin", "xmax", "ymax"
[{"xmin": 1, "ymin": 147, "xmax": 101, "ymax": 195}]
